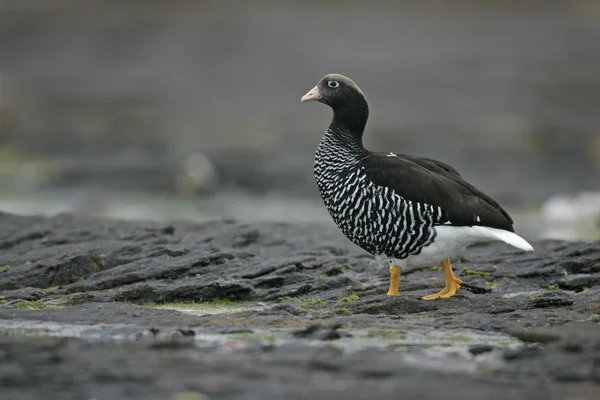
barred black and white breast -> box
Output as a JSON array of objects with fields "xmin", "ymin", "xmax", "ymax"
[
  {"xmin": 302, "ymin": 73, "xmax": 533, "ymax": 300},
  {"xmin": 314, "ymin": 129, "xmax": 445, "ymax": 260}
]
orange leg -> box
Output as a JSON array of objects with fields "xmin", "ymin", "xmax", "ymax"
[
  {"xmin": 422, "ymin": 259, "xmax": 463, "ymax": 300},
  {"xmin": 387, "ymin": 265, "xmax": 402, "ymax": 296}
]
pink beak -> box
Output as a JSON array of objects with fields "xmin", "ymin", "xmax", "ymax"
[{"xmin": 301, "ymin": 85, "xmax": 321, "ymax": 102}]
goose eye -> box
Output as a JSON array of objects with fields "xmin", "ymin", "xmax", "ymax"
[{"xmin": 328, "ymin": 81, "xmax": 339, "ymax": 88}]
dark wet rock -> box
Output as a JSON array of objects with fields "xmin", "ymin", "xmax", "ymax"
[
  {"xmin": 349, "ymin": 296, "xmax": 439, "ymax": 315},
  {"xmin": 0, "ymin": 302, "xmax": 206, "ymax": 328},
  {"xmin": 147, "ymin": 327, "xmax": 161, "ymax": 335},
  {"xmin": 558, "ymin": 274, "xmax": 600, "ymax": 291},
  {"xmin": 138, "ymin": 329, "xmax": 158, "ymax": 339},
  {"xmin": 291, "ymin": 323, "xmax": 346, "ymax": 341},
  {"xmin": 502, "ymin": 323, "xmax": 600, "ymax": 383},
  {"xmin": 469, "ymin": 345, "xmax": 495, "ymax": 356},
  {"xmin": 148, "ymin": 336, "xmax": 196, "ymax": 350},
  {"xmin": 505, "ymin": 328, "xmax": 562, "ymax": 344},
  {"xmin": 53, "ymin": 292, "xmax": 101, "ymax": 305},
  {"xmin": 0, "ymin": 287, "xmax": 46, "ymax": 301},
  {"xmin": 504, "ymin": 346, "xmax": 542, "ymax": 361},
  {"xmin": 461, "ymin": 282, "xmax": 493, "ymax": 294},
  {"xmin": 0, "ymin": 212, "xmax": 598, "ymax": 324},
  {"xmin": 528, "ymin": 291, "xmax": 574, "ymax": 309},
  {"xmin": 561, "ymin": 341, "xmax": 584, "ymax": 353},
  {"xmin": 218, "ymin": 327, "xmax": 254, "ymax": 334},
  {"xmin": 177, "ymin": 328, "xmax": 196, "ymax": 337},
  {"xmin": 268, "ymin": 303, "xmax": 303, "ymax": 316},
  {"xmin": 2, "ymin": 334, "xmax": 588, "ymax": 400},
  {"xmin": 0, "ymin": 212, "xmax": 600, "ymax": 398}
]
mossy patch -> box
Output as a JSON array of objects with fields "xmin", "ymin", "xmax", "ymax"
[
  {"xmin": 450, "ymin": 335, "xmax": 473, "ymax": 342},
  {"xmin": 337, "ymin": 294, "xmax": 359, "ymax": 304},
  {"xmin": 0, "ymin": 327, "xmax": 52, "ymax": 336},
  {"xmin": 47, "ymin": 285, "xmax": 60, "ymax": 291},
  {"xmin": 361, "ymin": 330, "xmax": 408, "ymax": 340},
  {"xmin": 337, "ymin": 307, "xmax": 352, "ymax": 316},
  {"xmin": 91, "ymin": 254, "xmax": 105, "ymax": 271},
  {"xmin": 475, "ymin": 364, "xmax": 494, "ymax": 375},
  {"xmin": 299, "ymin": 297, "xmax": 328, "ymax": 309},
  {"xmin": 0, "ymin": 264, "xmax": 10, "ymax": 271},
  {"xmin": 576, "ymin": 287, "xmax": 593, "ymax": 296},
  {"xmin": 229, "ymin": 332, "xmax": 276, "ymax": 343},
  {"xmin": 430, "ymin": 266, "xmax": 442, "ymax": 271},
  {"xmin": 460, "ymin": 268, "xmax": 489, "ymax": 278},
  {"xmin": 172, "ymin": 392, "xmax": 210, "ymax": 400},
  {"xmin": 277, "ymin": 296, "xmax": 329, "ymax": 312},
  {"xmin": 484, "ymin": 281, "xmax": 497, "ymax": 289},
  {"xmin": 12, "ymin": 301, "xmax": 60, "ymax": 310},
  {"xmin": 547, "ymin": 284, "xmax": 559, "ymax": 290}
]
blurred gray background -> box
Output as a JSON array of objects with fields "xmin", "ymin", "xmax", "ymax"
[{"xmin": 0, "ymin": 0, "xmax": 598, "ymax": 240}]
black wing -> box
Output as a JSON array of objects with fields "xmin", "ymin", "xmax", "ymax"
[
  {"xmin": 398, "ymin": 154, "xmax": 462, "ymax": 179},
  {"xmin": 363, "ymin": 153, "xmax": 514, "ymax": 231}
]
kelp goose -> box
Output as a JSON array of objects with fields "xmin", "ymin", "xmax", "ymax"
[{"xmin": 301, "ymin": 73, "xmax": 533, "ymax": 299}]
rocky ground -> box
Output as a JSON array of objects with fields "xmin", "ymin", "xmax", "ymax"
[{"xmin": 0, "ymin": 211, "xmax": 599, "ymax": 399}]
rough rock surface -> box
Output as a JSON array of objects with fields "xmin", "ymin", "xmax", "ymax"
[{"xmin": 0, "ymin": 211, "xmax": 599, "ymax": 399}]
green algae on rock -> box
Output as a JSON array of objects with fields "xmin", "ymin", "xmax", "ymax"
[
  {"xmin": 12, "ymin": 301, "xmax": 60, "ymax": 311},
  {"xmin": 337, "ymin": 294, "xmax": 360, "ymax": 305}
]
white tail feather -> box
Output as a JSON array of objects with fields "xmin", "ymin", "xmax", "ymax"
[
  {"xmin": 471, "ymin": 226, "xmax": 534, "ymax": 252},
  {"xmin": 404, "ymin": 225, "xmax": 534, "ymax": 268}
]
